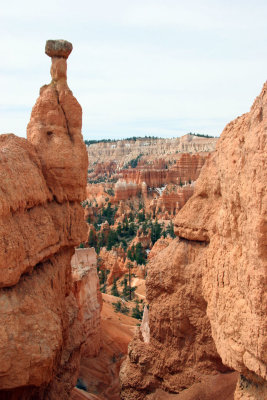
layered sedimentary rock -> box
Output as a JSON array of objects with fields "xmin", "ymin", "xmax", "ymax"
[
  {"xmin": 131, "ymin": 227, "xmax": 152, "ymax": 250},
  {"xmin": 114, "ymin": 179, "xmax": 140, "ymax": 201},
  {"xmin": 170, "ymin": 153, "xmax": 206, "ymax": 183},
  {"xmin": 123, "ymin": 169, "xmax": 169, "ymax": 188},
  {"xmin": 87, "ymin": 135, "xmax": 218, "ymax": 166},
  {"xmin": 121, "ymin": 83, "xmax": 267, "ymax": 399},
  {"xmin": 122, "ymin": 154, "xmax": 207, "ymax": 188},
  {"xmin": 71, "ymin": 388, "xmax": 104, "ymax": 400},
  {"xmin": 0, "ymin": 40, "xmax": 89, "ymax": 399},
  {"xmin": 76, "ymin": 293, "xmax": 137, "ymax": 400}
]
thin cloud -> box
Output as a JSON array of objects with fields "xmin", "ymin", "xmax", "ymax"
[{"xmin": 0, "ymin": 0, "xmax": 266, "ymax": 139}]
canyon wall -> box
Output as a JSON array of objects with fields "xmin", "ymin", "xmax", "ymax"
[
  {"xmin": 174, "ymin": 82, "xmax": 267, "ymax": 398},
  {"xmin": 0, "ymin": 40, "xmax": 90, "ymax": 399},
  {"xmin": 120, "ymin": 82, "xmax": 267, "ymax": 399},
  {"xmin": 87, "ymin": 135, "xmax": 217, "ymax": 166},
  {"xmin": 122, "ymin": 153, "xmax": 207, "ymax": 188}
]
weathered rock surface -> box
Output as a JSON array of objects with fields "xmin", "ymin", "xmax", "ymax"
[
  {"xmin": 99, "ymin": 246, "xmax": 127, "ymax": 285},
  {"xmin": 71, "ymin": 248, "xmax": 102, "ymax": 358},
  {"xmin": 175, "ymin": 82, "xmax": 267, "ymax": 395},
  {"xmin": 0, "ymin": 40, "xmax": 89, "ymax": 399},
  {"xmin": 120, "ymin": 239, "xmax": 229, "ymax": 399},
  {"xmin": 120, "ymin": 83, "xmax": 267, "ymax": 399},
  {"xmin": 87, "ymin": 135, "xmax": 217, "ymax": 167},
  {"xmin": 71, "ymin": 388, "xmax": 104, "ymax": 399},
  {"xmin": 114, "ymin": 179, "xmax": 140, "ymax": 202},
  {"xmin": 122, "ymin": 153, "xmax": 207, "ymax": 188},
  {"xmin": 148, "ymin": 184, "xmax": 195, "ymax": 217},
  {"xmin": 147, "ymin": 236, "xmax": 173, "ymax": 260},
  {"xmin": 148, "ymin": 372, "xmax": 238, "ymax": 400},
  {"xmin": 45, "ymin": 39, "xmax": 73, "ymax": 59},
  {"xmin": 27, "ymin": 39, "xmax": 88, "ymax": 203}
]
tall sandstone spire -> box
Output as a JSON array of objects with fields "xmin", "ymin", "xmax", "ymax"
[
  {"xmin": 0, "ymin": 40, "xmax": 91, "ymax": 399},
  {"xmin": 27, "ymin": 39, "xmax": 88, "ymax": 202}
]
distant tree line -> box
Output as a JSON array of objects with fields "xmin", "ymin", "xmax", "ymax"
[
  {"xmin": 85, "ymin": 133, "xmax": 216, "ymax": 147},
  {"xmin": 188, "ymin": 132, "xmax": 215, "ymax": 138},
  {"xmin": 84, "ymin": 136, "xmax": 162, "ymax": 146},
  {"xmin": 85, "ymin": 139, "xmax": 116, "ymax": 146}
]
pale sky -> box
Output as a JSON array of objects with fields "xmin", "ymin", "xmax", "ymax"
[{"xmin": 0, "ymin": 0, "xmax": 266, "ymax": 140}]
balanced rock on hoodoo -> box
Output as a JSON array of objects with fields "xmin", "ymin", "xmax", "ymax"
[
  {"xmin": 45, "ymin": 39, "xmax": 73, "ymax": 58},
  {"xmin": 27, "ymin": 39, "xmax": 88, "ymax": 203},
  {"xmin": 0, "ymin": 40, "xmax": 91, "ymax": 400}
]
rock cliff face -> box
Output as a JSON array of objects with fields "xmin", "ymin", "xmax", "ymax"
[
  {"xmin": 87, "ymin": 135, "xmax": 217, "ymax": 167},
  {"xmin": 171, "ymin": 153, "xmax": 207, "ymax": 183},
  {"xmin": 114, "ymin": 180, "xmax": 140, "ymax": 202},
  {"xmin": 120, "ymin": 239, "xmax": 229, "ymax": 399},
  {"xmin": 0, "ymin": 40, "xmax": 89, "ymax": 399},
  {"xmin": 174, "ymin": 83, "xmax": 267, "ymax": 395},
  {"xmin": 120, "ymin": 82, "xmax": 267, "ymax": 399},
  {"xmin": 122, "ymin": 154, "xmax": 207, "ymax": 188},
  {"xmin": 71, "ymin": 248, "xmax": 102, "ymax": 358}
]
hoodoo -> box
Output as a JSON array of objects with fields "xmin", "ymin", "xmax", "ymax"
[{"xmin": 0, "ymin": 40, "xmax": 92, "ymax": 399}]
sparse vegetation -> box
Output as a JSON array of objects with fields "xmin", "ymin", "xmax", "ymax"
[
  {"xmin": 123, "ymin": 153, "xmax": 143, "ymax": 169},
  {"xmin": 132, "ymin": 299, "xmax": 144, "ymax": 320},
  {"xmin": 188, "ymin": 132, "xmax": 215, "ymax": 138},
  {"xmin": 112, "ymin": 300, "xmax": 130, "ymax": 315}
]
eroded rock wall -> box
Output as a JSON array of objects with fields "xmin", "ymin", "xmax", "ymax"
[
  {"xmin": 71, "ymin": 248, "xmax": 102, "ymax": 358},
  {"xmin": 120, "ymin": 82, "xmax": 267, "ymax": 399},
  {"xmin": 87, "ymin": 135, "xmax": 217, "ymax": 166},
  {"xmin": 114, "ymin": 180, "xmax": 140, "ymax": 202},
  {"xmin": 122, "ymin": 154, "xmax": 207, "ymax": 188},
  {"xmin": 0, "ymin": 40, "xmax": 90, "ymax": 399},
  {"xmin": 175, "ymin": 82, "xmax": 267, "ymax": 398},
  {"xmin": 120, "ymin": 239, "xmax": 228, "ymax": 399}
]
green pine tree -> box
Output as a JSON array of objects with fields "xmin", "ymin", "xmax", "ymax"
[{"xmin": 111, "ymin": 278, "xmax": 119, "ymax": 297}]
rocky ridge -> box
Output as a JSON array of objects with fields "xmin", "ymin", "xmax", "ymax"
[{"xmin": 87, "ymin": 135, "xmax": 217, "ymax": 167}]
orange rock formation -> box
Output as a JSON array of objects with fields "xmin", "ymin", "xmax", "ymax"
[
  {"xmin": 114, "ymin": 179, "xmax": 140, "ymax": 201},
  {"xmin": 120, "ymin": 239, "xmax": 229, "ymax": 399},
  {"xmin": 149, "ymin": 184, "xmax": 195, "ymax": 216},
  {"xmin": 147, "ymin": 236, "xmax": 173, "ymax": 260},
  {"xmin": 0, "ymin": 40, "xmax": 89, "ymax": 399},
  {"xmin": 175, "ymin": 82, "xmax": 267, "ymax": 399},
  {"xmin": 99, "ymin": 246, "xmax": 127, "ymax": 285},
  {"xmin": 71, "ymin": 248, "xmax": 102, "ymax": 358},
  {"xmin": 120, "ymin": 83, "xmax": 267, "ymax": 399},
  {"xmin": 122, "ymin": 154, "xmax": 207, "ymax": 188}
]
